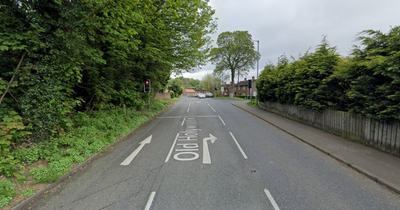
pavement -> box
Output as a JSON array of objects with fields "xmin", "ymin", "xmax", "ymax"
[{"xmin": 232, "ymin": 100, "xmax": 400, "ymax": 195}]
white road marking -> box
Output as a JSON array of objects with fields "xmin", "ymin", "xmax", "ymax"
[
  {"xmin": 218, "ymin": 116, "xmax": 226, "ymax": 125},
  {"xmin": 165, "ymin": 133, "xmax": 179, "ymax": 162},
  {"xmin": 157, "ymin": 115, "xmax": 219, "ymax": 118},
  {"xmin": 264, "ymin": 189, "xmax": 280, "ymax": 210},
  {"xmin": 187, "ymin": 102, "xmax": 191, "ymax": 112},
  {"xmin": 144, "ymin": 191, "xmax": 156, "ymax": 210},
  {"xmin": 120, "ymin": 135, "xmax": 152, "ymax": 166},
  {"xmin": 210, "ymin": 106, "xmax": 216, "ymax": 112},
  {"xmin": 203, "ymin": 134, "xmax": 217, "ymax": 164},
  {"xmin": 205, "ymin": 102, "xmax": 216, "ymax": 112},
  {"xmin": 181, "ymin": 116, "xmax": 186, "ymax": 126},
  {"xmin": 229, "ymin": 132, "xmax": 248, "ymax": 159}
]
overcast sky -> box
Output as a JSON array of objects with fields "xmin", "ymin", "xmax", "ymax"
[{"xmin": 178, "ymin": 0, "xmax": 400, "ymax": 83}]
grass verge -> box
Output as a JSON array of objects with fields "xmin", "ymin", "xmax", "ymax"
[{"xmin": 0, "ymin": 99, "xmax": 176, "ymax": 209}]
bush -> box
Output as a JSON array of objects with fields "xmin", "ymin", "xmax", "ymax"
[
  {"xmin": 30, "ymin": 157, "xmax": 72, "ymax": 183},
  {"xmin": 13, "ymin": 147, "xmax": 40, "ymax": 165},
  {"xmin": 0, "ymin": 155, "xmax": 21, "ymax": 177},
  {"xmin": 0, "ymin": 179, "xmax": 16, "ymax": 208}
]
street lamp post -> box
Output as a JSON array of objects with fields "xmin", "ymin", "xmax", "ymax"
[{"xmin": 253, "ymin": 40, "xmax": 259, "ymax": 105}]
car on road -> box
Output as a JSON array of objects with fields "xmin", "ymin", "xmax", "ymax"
[
  {"xmin": 206, "ymin": 93, "xmax": 213, "ymax": 98},
  {"xmin": 197, "ymin": 94, "xmax": 206, "ymax": 99}
]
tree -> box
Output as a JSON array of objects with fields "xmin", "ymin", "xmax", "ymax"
[
  {"xmin": 168, "ymin": 78, "xmax": 184, "ymax": 97},
  {"xmin": 0, "ymin": 0, "xmax": 217, "ymax": 143},
  {"xmin": 210, "ymin": 31, "xmax": 260, "ymax": 97},
  {"xmin": 201, "ymin": 73, "xmax": 222, "ymax": 93}
]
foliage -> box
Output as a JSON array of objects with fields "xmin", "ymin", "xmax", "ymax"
[
  {"xmin": 20, "ymin": 188, "xmax": 35, "ymax": 197},
  {"xmin": 0, "ymin": 179, "xmax": 16, "ymax": 208},
  {"xmin": 0, "ymin": 155, "xmax": 21, "ymax": 178},
  {"xmin": 0, "ymin": 109, "xmax": 30, "ymax": 155},
  {"xmin": 30, "ymin": 157, "xmax": 73, "ymax": 183},
  {"xmin": 180, "ymin": 77, "xmax": 201, "ymax": 89},
  {"xmin": 168, "ymin": 78, "xmax": 184, "ymax": 96},
  {"xmin": 0, "ymin": 0, "xmax": 217, "ymax": 145},
  {"xmin": 211, "ymin": 31, "xmax": 260, "ymax": 88},
  {"xmin": 258, "ymin": 27, "xmax": 400, "ymax": 121},
  {"xmin": 201, "ymin": 73, "xmax": 223, "ymax": 93}
]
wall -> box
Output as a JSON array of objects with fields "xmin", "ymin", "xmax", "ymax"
[
  {"xmin": 259, "ymin": 101, "xmax": 400, "ymax": 156},
  {"xmin": 156, "ymin": 92, "xmax": 171, "ymax": 99}
]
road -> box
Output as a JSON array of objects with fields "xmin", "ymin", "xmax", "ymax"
[{"xmin": 32, "ymin": 97, "xmax": 400, "ymax": 210}]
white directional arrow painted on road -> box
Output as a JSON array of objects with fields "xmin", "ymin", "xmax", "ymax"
[
  {"xmin": 120, "ymin": 135, "xmax": 152, "ymax": 166},
  {"xmin": 203, "ymin": 134, "xmax": 217, "ymax": 164}
]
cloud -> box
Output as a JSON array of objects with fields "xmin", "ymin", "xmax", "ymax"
[{"xmin": 180, "ymin": 0, "xmax": 400, "ymax": 82}]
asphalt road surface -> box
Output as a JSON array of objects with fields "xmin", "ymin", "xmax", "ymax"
[{"xmin": 32, "ymin": 97, "xmax": 400, "ymax": 210}]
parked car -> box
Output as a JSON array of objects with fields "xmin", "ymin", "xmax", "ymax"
[
  {"xmin": 194, "ymin": 94, "xmax": 198, "ymax": 97},
  {"xmin": 197, "ymin": 94, "xmax": 206, "ymax": 99},
  {"xmin": 206, "ymin": 93, "xmax": 213, "ymax": 98}
]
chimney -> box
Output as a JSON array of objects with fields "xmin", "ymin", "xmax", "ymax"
[
  {"xmin": 252, "ymin": 76, "xmax": 255, "ymax": 80},
  {"xmin": 244, "ymin": 78, "xmax": 247, "ymax": 81}
]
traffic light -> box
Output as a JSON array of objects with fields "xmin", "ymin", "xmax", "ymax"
[{"xmin": 144, "ymin": 80, "xmax": 151, "ymax": 92}]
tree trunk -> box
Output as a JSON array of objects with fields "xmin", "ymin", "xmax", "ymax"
[{"xmin": 0, "ymin": 51, "xmax": 27, "ymax": 107}]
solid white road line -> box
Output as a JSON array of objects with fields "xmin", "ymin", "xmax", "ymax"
[
  {"xmin": 144, "ymin": 191, "xmax": 156, "ymax": 210},
  {"xmin": 229, "ymin": 132, "xmax": 248, "ymax": 159},
  {"xmin": 218, "ymin": 116, "xmax": 226, "ymax": 125},
  {"xmin": 264, "ymin": 189, "xmax": 280, "ymax": 210},
  {"xmin": 165, "ymin": 133, "xmax": 179, "ymax": 162},
  {"xmin": 120, "ymin": 135, "xmax": 152, "ymax": 166}
]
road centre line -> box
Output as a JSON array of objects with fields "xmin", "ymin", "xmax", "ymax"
[
  {"xmin": 181, "ymin": 117, "xmax": 186, "ymax": 126},
  {"xmin": 264, "ymin": 189, "xmax": 280, "ymax": 210},
  {"xmin": 144, "ymin": 191, "xmax": 156, "ymax": 210},
  {"xmin": 229, "ymin": 132, "xmax": 248, "ymax": 159},
  {"xmin": 206, "ymin": 102, "xmax": 216, "ymax": 112},
  {"xmin": 210, "ymin": 106, "xmax": 216, "ymax": 112},
  {"xmin": 157, "ymin": 115, "xmax": 219, "ymax": 118},
  {"xmin": 218, "ymin": 116, "xmax": 226, "ymax": 125},
  {"xmin": 187, "ymin": 102, "xmax": 191, "ymax": 112},
  {"xmin": 165, "ymin": 133, "xmax": 179, "ymax": 162}
]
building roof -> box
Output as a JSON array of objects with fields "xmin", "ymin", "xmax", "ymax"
[{"xmin": 184, "ymin": 89, "xmax": 196, "ymax": 93}]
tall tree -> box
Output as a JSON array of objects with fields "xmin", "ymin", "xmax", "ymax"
[
  {"xmin": 201, "ymin": 73, "xmax": 222, "ymax": 93},
  {"xmin": 210, "ymin": 31, "xmax": 260, "ymax": 97}
]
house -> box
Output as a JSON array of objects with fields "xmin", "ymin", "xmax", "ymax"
[
  {"xmin": 183, "ymin": 89, "xmax": 196, "ymax": 97},
  {"xmin": 221, "ymin": 76, "xmax": 257, "ymax": 97}
]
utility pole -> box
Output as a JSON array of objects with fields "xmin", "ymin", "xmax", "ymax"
[{"xmin": 254, "ymin": 40, "xmax": 259, "ymax": 106}]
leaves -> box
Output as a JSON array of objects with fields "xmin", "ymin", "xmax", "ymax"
[
  {"xmin": 211, "ymin": 31, "xmax": 260, "ymax": 87},
  {"xmin": 258, "ymin": 26, "xmax": 400, "ymax": 121}
]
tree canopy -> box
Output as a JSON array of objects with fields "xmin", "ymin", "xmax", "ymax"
[
  {"xmin": 210, "ymin": 31, "xmax": 260, "ymax": 89},
  {"xmin": 257, "ymin": 27, "xmax": 400, "ymax": 121},
  {"xmin": 0, "ymin": 0, "xmax": 217, "ymax": 144},
  {"xmin": 201, "ymin": 73, "xmax": 223, "ymax": 93}
]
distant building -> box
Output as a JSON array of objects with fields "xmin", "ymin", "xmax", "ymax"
[
  {"xmin": 183, "ymin": 89, "xmax": 196, "ymax": 97},
  {"xmin": 220, "ymin": 76, "xmax": 257, "ymax": 97}
]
